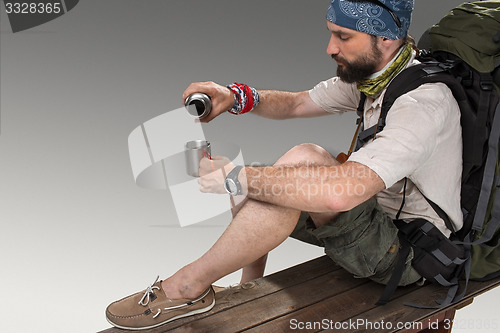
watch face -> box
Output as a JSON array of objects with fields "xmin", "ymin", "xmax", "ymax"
[{"xmin": 225, "ymin": 179, "xmax": 238, "ymax": 194}]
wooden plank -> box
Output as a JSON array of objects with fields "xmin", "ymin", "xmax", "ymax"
[
  {"xmin": 331, "ymin": 283, "xmax": 452, "ymax": 333},
  {"xmin": 99, "ymin": 255, "xmax": 500, "ymax": 333},
  {"xmin": 245, "ymin": 275, "xmax": 500, "ymax": 333},
  {"xmin": 242, "ymin": 279, "xmax": 420, "ymax": 333},
  {"xmin": 99, "ymin": 256, "xmax": 338, "ymax": 333},
  {"xmin": 164, "ymin": 266, "xmax": 368, "ymax": 333},
  {"xmin": 332, "ymin": 277, "xmax": 500, "ymax": 333}
]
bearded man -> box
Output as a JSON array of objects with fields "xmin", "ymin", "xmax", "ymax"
[{"xmin": 106, "ymin": 0, "xmax": 462, "ymax": 330}]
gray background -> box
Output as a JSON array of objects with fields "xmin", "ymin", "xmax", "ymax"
[{"xmin": 1, "ymin": 1, "xmax": 498, "ymax": 332}]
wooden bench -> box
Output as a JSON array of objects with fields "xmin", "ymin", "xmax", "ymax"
[{"xmin": 100, "ymin": 255, "xmax": 500, "ymax": 333}]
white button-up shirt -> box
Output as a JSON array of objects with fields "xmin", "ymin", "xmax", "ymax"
[{"xmin": 309, "ymin": 57, "xmax": 463, "ymax": 236}]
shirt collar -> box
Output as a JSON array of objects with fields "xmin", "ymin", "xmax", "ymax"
[{"xmin": 367, "ymin": 49, "xmax": 417, "ymax": 109}]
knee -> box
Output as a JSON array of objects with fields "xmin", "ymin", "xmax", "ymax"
[{"xmin": 274, "ymin": 143, "xmax": 336, "ymax": 167}]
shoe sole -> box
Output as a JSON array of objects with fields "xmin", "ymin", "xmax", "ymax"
[{"xmin": 106, "ymin": 297, "xmax": 216, "ymax": 331}]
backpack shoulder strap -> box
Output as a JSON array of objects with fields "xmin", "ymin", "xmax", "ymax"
[
  {"xmin": 468, "ymin": 100, "xmax": 500, "ymax": 243},
  {"xmin": 383, "ymin": 60, "xmax": 469, "ymax": 121}
]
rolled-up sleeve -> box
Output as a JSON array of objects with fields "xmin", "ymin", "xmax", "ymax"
[{"xmin": 309, "ymin": 77, "xmax": 360, "ymax": 115}]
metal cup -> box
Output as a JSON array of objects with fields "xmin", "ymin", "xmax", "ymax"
[{"xmin": 185, "ymin": 140, "xmax": 211, "ymax": 177}]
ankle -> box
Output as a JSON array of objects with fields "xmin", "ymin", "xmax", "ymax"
[
  {"xmin": 162, "ymin": 279, "xmax": 206, "ymax": 300},
  {"xmin": 161, "ymin": 273, "xmax": 209, "ymax": 300}
]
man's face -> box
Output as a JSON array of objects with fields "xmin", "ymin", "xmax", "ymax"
[{"xmin": 326, "ymin": 21, "xmax": 383, "ymax": 83}]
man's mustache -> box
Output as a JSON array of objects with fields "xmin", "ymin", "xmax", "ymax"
[{"xmin": 331, "ymin": 54, "xmax": 345, "ymax": 66}]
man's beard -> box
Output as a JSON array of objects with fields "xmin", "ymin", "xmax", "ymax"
[{"xmin": 333, "ymin": 40, "xmax": 383, "ymax": 83}]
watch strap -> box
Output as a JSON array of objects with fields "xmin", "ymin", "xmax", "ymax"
[{"xmin": 225, "ymin": 165, "xmax": 244, "ymax": 195}]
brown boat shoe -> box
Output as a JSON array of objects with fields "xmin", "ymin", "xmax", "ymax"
[{"xmin": 106, "ymin": 276, "xmax": 215, "ymax": 330}]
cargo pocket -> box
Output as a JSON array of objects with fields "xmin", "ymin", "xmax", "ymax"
[{"xmin": 308, "ymin": 198, "xmax": 398, "ymax": 280}]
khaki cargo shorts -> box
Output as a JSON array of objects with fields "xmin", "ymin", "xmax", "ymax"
[{"xmin": 291, "ymin": 197, "xmax": 421, "ymax": 286}]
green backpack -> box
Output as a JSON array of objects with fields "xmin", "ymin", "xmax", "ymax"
[
  {"xmin": 356, "ymin": 1, "xmax": 500, "ymax": 306},
  {"xmin": 427, "ymin": 0, "xmax": 500, "ymax": 281}
]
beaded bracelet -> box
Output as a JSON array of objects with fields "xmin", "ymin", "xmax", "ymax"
[{"xmin": 226, "ymin": 83, "xmax": 260, "ymax": 115}]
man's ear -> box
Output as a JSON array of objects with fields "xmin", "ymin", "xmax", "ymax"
[
  {"xmin": 380, "ymin": 36, "xmax": 397, "ymax": 48},
  {"xmin": 379, "ymin": 36, "xmax": 403, "ymax": 54}
]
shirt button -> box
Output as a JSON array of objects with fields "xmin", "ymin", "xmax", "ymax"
[{"xmin": 365, "ymin": 110, "xmax": 373, "ymax": 122}]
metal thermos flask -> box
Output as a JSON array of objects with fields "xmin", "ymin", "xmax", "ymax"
[{"xmin": 184, "ymin": 93, "xmax": 212, "ymax": 119}]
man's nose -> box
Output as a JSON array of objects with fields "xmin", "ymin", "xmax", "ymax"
[{"xmin": 326, "ymin": 35, "xmax": 340, "ymax": 56}]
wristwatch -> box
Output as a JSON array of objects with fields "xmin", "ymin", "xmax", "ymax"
[{"xmin": 224, "ymin": 165, "xmax": 244, "ymax": 196}]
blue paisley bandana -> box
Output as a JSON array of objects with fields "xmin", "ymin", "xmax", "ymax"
[{"xmin": 327, "ymin": 0, "xmax": 414, "ymax": 40}]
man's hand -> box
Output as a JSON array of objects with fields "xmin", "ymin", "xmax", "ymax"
[
  {"xmin": 182, "ymin": 81, "xmax": 235, "ymax": 123},
  {"xmin": 198, "ymin": 156, "xmax": 235, "ymax": 194}
]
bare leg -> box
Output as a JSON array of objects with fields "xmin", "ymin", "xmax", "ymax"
[
  {"xmin": 230, "ymin": 198, "xmax": 268, "ymax": 284},
  {"xmin": 240, "ymin": 144, "xmax": 342, "ymax": 282},
  {"xmin": 228, "ymin": 196, "xmax": 268, "ymax": 284},
  {"xmin": 240, "ymin": 254, "xmax": 268, "ymax": 283},
  {"xmin": 162, "ymin": 144, "xmax": 341, "ymax": 299},
  {"xmin": 162, "ymin": 199, "xmax": 301, "ymax": 299}
]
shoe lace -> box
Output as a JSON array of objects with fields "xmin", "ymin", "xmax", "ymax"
[
  {"xmin": 151, "ymin": 288, "xmax": 212, "ymax": 319},
  {"xmin": 138, "ymin": 276, "xmax": 160, "ymax": 306}
]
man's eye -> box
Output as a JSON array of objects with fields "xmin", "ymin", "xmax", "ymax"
[{"xmin": 339, "ymin": 35, "xmax": 349, "ymax": 41}]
